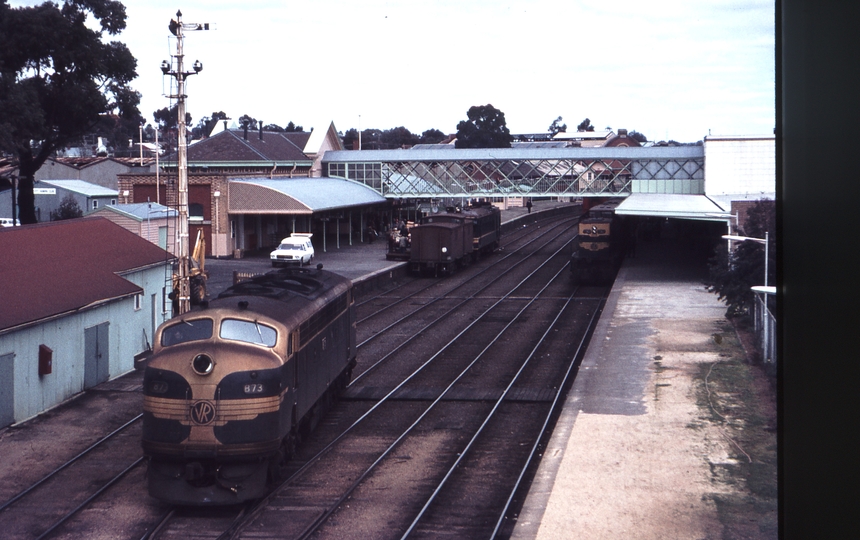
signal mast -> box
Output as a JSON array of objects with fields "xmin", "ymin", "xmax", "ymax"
[{"xmin": 161, "ymin": 10, "xmax": 209, "ymax": 315}]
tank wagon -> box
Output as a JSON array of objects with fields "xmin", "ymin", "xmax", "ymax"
[
  {"xmin": 142, "ymin": 266, "xmax": 356, "ymax": 505},
  {"xmin": 407, "ymin": 202, "xmax": 501, "ymax": 275},
  {"xmin": 570, "ymin": 198, "xmax": 626, "ymax": 285}
]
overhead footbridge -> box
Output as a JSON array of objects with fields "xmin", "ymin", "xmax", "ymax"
[{"xmin": 323, "ymin": 146, "xmax": 706, "ymax": 200}]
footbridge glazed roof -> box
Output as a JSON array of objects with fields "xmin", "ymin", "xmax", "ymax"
[{"xmin": 227, "ymin": 177, "xmax": 386, "ymax": 215}]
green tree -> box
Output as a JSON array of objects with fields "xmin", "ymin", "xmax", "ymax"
[
  {"xmin": 419, "ymin": 128, "xmax": 446, "ymax": 144},
  {"xmin": 50, "ymin": 194, "xmax": 84, "ymax": 221},
  {"xmin": 380, "ymin": 126, "xmax": 419, "ymax": 149},
  {"xmin": 192, "ymin": 110, "xmax": 228, "ymax": 138},
  {"xmin": 284, "ymin": 121, "xmax": 304, "ymax": 132},
  {"xmin": 238, "ymin": 114, "xmax": 257, "ymax": 130},
  {"xmin": 548, "ymin": 116, "xmax": 567, "ymax": 136},
  {"xmin": 629, "ymin": 130, "xmax": 648, "ymax": 143},
  {"xmin": 454, "ymin": 104, "xmax": 512, "ymax": 149},
  {"xmin": 577, "ymin": 118, "xmax": 595, "ymax": 132},
  {"xmin": 0, "ymin": 0, "xmax": 139, "ymax": 224},
  {"xmin": 707, "ymin": 200, "xmax": 776, "ymax": 320}
]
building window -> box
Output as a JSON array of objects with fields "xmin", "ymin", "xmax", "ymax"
[
  {"xmin": 134, "ymin": 293, "xmax": 142, "ymax": 311},
  {"xmin": 189, "ymin": 203, "xmax": 204, "ymax": 222},
  {"xmin": 111, "ymin": 199, "xmax": 117, "ymax": 205},
  {"xmin": 92, "ymin": 200, "xmax": 99, "ymax": 210}
]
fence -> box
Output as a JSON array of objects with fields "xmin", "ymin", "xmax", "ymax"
[{"xmin": 753, "ymin": 293, "xmax": 777, "ymax": 375}]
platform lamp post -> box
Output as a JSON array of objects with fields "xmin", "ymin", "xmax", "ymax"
[
  {"xmin": 721, "ymin": 232, "xmax": 769, "ymax": 288},
  {"xmin": 161, "ymin": 10, "xmax": 209, "ymax": 315}
]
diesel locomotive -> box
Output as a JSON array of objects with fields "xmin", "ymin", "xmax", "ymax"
[
  {"xmin": 570, "ymin": 198, "xmax": 627, "ymax": 285},
  {"xmin": 142, "ymin": 265, "xmax": 356, "ymax": 505},
  {"xmin": 406, "ymin": 202, "xmax": 501, "ymax": 275}
]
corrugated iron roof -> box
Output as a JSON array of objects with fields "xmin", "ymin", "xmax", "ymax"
[
  {"xmin": 614, "ymin": 194, "xmax": 728, "ymax": 220},
  {"xmin": 93, "ymin": 202, "xmax": 177, "ymax": 221},
  {"xmin": 228, "ymin": 177, "xmax": 386, "ymax": 214},
  {"xmin": 0, "ymin": 217, "xmax": 174, "ymax": 333},
  {"xmin": 40, "ymin": 179, "xmax": 118, "ymax": 197}
]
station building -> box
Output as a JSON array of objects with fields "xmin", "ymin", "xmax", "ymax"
[{"xmin": 117, "ymin": 121, "xmax": 388, "ymax": 258}]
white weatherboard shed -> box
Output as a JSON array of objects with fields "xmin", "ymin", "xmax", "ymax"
[{"xmin": 0, "ymin": 218, "xmax": 174, "ymax": 428}]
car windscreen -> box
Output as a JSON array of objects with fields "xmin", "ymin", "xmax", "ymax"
[
  {"xmin": 220, "ymin": 319, "xmax": 277, "ymax": 347},
  {"xmin": 161, "ymin": 318, "xmax": 214, "ymax": 346},
  {"xmin": 278, "ymin": 243, "xmax": 302, "ymax": 250}
]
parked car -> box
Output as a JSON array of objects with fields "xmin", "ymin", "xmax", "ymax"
[
  {"xmin": 1, "ymin": 218, "xmax": 20, "ymax": 227},
  {"xmin": 270, "ymin": 233, "xmax": 314, "ymax": 266}
]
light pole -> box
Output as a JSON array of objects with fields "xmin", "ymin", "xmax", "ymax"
[{"xmin": 161, "ymin": 10, "xmax": 209, "ymax": 315}]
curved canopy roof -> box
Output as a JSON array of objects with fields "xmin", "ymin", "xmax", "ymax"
[{"xmin": 228, "ymin": 177, "xmax": 386, "ymax": 215}]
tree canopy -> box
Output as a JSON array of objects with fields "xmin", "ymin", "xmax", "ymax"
[
  {"xmin": 548, "ymin": 116, "xmax": 567, "ymax": 136},
  {"xmin": 0, "ymin": 0, "xmax": 139, "ymax": 224},
  {"xmin": 577, "ymin": 118, "xmax": 595, "ymax": 132},
  {"xmin": 707, "ymin": 199, "xmax": 776, "ymax": 319},
  {"xmin": 455, "ymin": 104, "xmax": 512, "ymax": 149}
]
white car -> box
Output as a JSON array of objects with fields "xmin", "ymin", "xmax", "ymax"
[
  {"xmin": 270, "ymin": 233, "xmax": 314, "ymax": 267},
  {"xmin": 1, "ymin": 217, "xmax": 20, "ymax": 227}
]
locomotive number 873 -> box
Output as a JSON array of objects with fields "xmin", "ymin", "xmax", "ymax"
[{"xmin": 142, "ymin": 266, "xmax": 356, "ymax": 505}]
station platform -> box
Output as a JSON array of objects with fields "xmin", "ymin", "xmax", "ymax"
[{"xmin": 511, "ymin": 223, "xmax": 777, "ymax": 539}]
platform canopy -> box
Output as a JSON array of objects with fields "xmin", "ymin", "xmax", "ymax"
[
  {"xmin": 227, "ymin": 177, "xmax": 387, "ymax": 215},
  {"xmin": 614, "ymin": 193, "xmax": 731, "ymax": 221}
]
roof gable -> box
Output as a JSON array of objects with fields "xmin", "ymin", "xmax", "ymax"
[
  {"xmin": 180, "ymin": 129, "xmax": 311, "ymax": 163},
  {"xmin": 0, "ymin": 217, "xmax": 173, "ymax": 332}
]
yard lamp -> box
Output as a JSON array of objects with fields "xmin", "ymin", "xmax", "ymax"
[{"xmin": 722, "ymin": 232, "xmax": 769, "ymax": 288}]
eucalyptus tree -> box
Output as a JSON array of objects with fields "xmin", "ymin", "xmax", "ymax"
[{"xmin": 0, "ymin": 0, "xmax": 139, "ymax": 224}]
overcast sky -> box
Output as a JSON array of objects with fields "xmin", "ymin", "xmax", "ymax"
[{"xmin": 11, "ymin": 0, "xmax": 775, "ymax": 143}]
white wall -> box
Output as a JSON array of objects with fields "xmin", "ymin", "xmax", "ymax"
[{"xmin": 704, "ymin": 135, "xmax": 776, "ymax": 200}]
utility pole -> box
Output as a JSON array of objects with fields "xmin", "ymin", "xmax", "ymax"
[{"xmin": 161, "ymin": 10, "xmax": 208, "ymax": 315}]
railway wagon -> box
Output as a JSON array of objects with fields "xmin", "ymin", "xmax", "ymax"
[
  {"xmin": 407, "ymin": 202, "xmax": 501, "ymax": 275},
  {"xmin": 571, "ymin": 198, "xmax": 626, "ymax": 285},
  {"xmin": 142, "ymin": 265, "xmax": 356, "ymax": 505}
]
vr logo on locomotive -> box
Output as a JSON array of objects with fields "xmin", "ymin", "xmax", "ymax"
[{"xmin": 190, "ymin": 400, "xmax": 216, "ymax": 425}]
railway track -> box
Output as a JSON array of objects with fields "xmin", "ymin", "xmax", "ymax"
[
  {"xmin": 0, "ymin": 414, "xmax": 146, "ymax": 539},
  {"xmin": 193, "ymin": 211, "xmax": 609, "ymax": 539},
  {"xmin": 1, "ymin": 209, "xmax": 612, "ymax": 539}
]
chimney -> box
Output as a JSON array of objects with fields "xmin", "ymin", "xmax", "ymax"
[
  {"xmin": 243, "ymin": 125, "xmax": 248, "ymax": 140},
  {"xmin": 259, "ymin": 121, "xmax": 263, "ymax": 141},
  {"xmin": 618, "ymin": 129, "xmax": 628, "ymax": 138}
]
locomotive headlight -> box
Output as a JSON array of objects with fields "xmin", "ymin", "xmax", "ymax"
[
  {"xmin": 191, "ymin": 354, "xmax": 214, "ymax": 375},
  {"xmin": 441, "ymin": 247, "xmax": 448, "ymax": 253}
]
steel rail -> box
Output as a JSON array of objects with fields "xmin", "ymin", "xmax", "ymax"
[
  {"xmin": 222, "ymin": 225, "xmax": 576, "ymax": 540},
  {"xmin": 353, "ymin": 214, "xmax": 576, "ymax": 344},
  {"xmin": 349, "ymin": 216, "xmax": 578, "ymax": 386},
  {"xmin": 488, "ymin": 298, "xmax": 605, "ymax": 539},
  {"xmin": 290, "ymin": 238, "xmax": 575, "ymax": 540},
  {"xmin": 35, "ymin": 457, "xmax": 145, "ymax": 540},
  {"xmin": 400, "ymin": 262, "xmax": 575, "ymax": 538},
  {"xmin": 0, "ymin": 413, "xmax": 143, "ymax": 514}
]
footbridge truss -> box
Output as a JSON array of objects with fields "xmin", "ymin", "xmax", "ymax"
[{"xmin": 323, "ymin": 146, "xmax": 705, "ymax": 199}]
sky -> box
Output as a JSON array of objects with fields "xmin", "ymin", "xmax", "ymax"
[{"xmin": 10, "ymin": 0, "xmax": 775, "ymax": 143}]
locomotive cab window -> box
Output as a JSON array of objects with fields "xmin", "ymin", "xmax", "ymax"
[
  {"xmin": 161, "ymin": 318, "xmax": 214, "ymax": 346},
  {"xmin": 220, "ymin": 319, "xmax": 277, "ymax": 347}
]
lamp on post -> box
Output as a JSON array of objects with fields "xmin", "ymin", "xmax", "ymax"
[{"xmin": 722, "ymin": 232, "xmax": 769, "ymax": 288}]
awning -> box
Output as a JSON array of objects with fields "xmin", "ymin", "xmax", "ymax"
[
  {"xmin": 614, "ymin": 194, "xmax": 731, "ymax": 221},
  {"xmin": 228, "ymin": 177, "xmax": 386, "ymax": 215}
]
